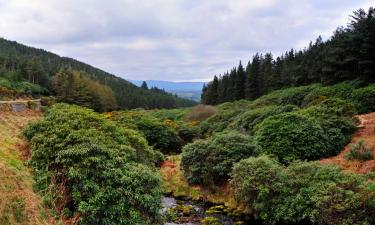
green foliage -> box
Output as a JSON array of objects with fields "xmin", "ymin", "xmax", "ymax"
[
  {"xmin": 231, "ymin": 105, "xmax": 299, "ymax": 134},
  {"xmin": 300, "ymin": 98, "xmax": 357, "ymax": 155},
  {"xmin": 199, "ymin": 101, "xmax": 249, "ymax": 135},
  {"xmin": 254, "ymin": 113, "xmax": 328, "ymax": 163},
  {"xmin": 345, "ymin": 140, "xmax": 374, "ymax": 161},
  {"xmin": 351, "ymin": 84, "xmax": 375, "ymax": 113},
  {"xmin": 0, "ymin": 77, "xmax": 46, "ymax": 99},
  {"xmin": 201, "ymin": 216, "xmax": 220, "ymax": 225},
  {"xmin": 181, "ymin": 131, "xmax": 257, "ymax": 185},
  {"xmin": 23, "ymin": 104, "xmax": 163, "ymax": 225},
  {"xmin": 111, "ymin": 111, "xmax": 183, "ymax": 153},
  {"xmin": 301, "ymin": 81, "xmax": 362, "ymax": 107},
  {"xmin": 231, "ymin": 156, "xmax": 375, "ymax": 225},
  {"xmin": 52, "ymin": 68, "xmax": 117, "ymax": 112}
]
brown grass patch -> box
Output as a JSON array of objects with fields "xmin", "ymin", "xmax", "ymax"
[
  {"xmin": 0, "ymin": 109, "xmax": 57, "ymax": 225},
  {"xmin": 321, "ymin": 112, "xmax": 375, "ymax": 174},
  {"xmin": 185, "ymin": 104, "xmax": 217, "ymax": 122}
]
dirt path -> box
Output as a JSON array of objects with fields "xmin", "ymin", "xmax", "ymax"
[
  {"xmin": 321, "ymin": 112, "xmax": 375, "ymax": 174},
  {"xmin": 0, "ymin": 110, "xmax": 57, "ymax": 225}
]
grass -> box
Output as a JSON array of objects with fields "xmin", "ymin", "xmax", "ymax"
[{"xmin": 0, "ymin": 110, "xmax": 57, "ymax": 225}]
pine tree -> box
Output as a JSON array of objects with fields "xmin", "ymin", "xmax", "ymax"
[
  {"xmin": 246, "ymin": 54, "xmax": 261, "ymax": 99},
  {"xmin": 234, "ymin": 61, "xmax": 246, "ymax": 100},
  {"xmin": 141, "ymin": 81, "xmax": 149, "ymax": 90}
]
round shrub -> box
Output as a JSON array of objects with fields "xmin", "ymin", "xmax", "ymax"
[
  {"xmin": 255, "ymin": 113, "xmax": 328, "ymax": 162},
  {"xmin": 181, "ymin": 131, "xmax": 257, "ymax": 185},
  {"xmin": 231, "ymin": 155, "xmax": 283, "ymax": 214},
  {"xmin": 300, "ymin": 98, "xmax": 357, "ymax": 156},
  {"xmin": 135, "ymin": 117, "xmax": 183, "ymax": 153}
]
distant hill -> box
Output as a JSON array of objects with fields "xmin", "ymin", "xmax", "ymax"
[
  {"xmin": 131, "ymin": 80, "xmax": 205, "ymax": 101},
  {"xmin": 0, "ymin": 38, "xmax": 197, "ymax": 109}
]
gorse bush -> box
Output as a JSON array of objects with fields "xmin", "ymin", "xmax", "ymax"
[
  {"xmin": 181, "ymin": 131, "xmax": 257, "ymax": 185},
  {"xmin": 231, "ymin": 156, "xmax": 375, "ymax": 225},
  {"xmin": 23, "ymin": 104, "xmax": 163, "ymax": 225},
  {"xmin": 345, "ymin": 140, "xmax": 374, "ymax": 161}
]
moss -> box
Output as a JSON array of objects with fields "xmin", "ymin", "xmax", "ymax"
[
  {"xmin": 201, "ymin": 216, "xmax": 221, "ymax": 225},
  {"xmin": 205, "ymin": 205, "xmax": 225, "ymax": 214}
]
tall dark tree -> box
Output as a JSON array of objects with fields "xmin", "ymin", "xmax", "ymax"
[
  {"xmin": 234, "ymin": 61, "xmax": 246, "ymax": 100},
  {"xmin": 246, "ymin": 54, "xmax": 261, "ymax": 99},
  {"xmin": 141, "ymin": 81, "xmax": 149, "ymax": 90}
]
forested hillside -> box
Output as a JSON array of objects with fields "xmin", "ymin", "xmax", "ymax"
[
  {"xmin": 0, "ymin": 38, "xmax": 196, "ymax": 110},
  {"xmin": 202, "ymin": 8, "xmax": 375, "ymax": 104}
]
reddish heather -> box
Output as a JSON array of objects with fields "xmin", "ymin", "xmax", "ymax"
[{"xmin": 321, "ymin": 112, "xmax": 375, "ymax": 174}]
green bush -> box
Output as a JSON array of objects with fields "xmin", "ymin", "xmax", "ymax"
[
  {"xmin": 198, "ymin": 100, "xmax": 254, "ymax": 135},
  {"xmin": 181, "ymin": 131, "xmax": 257, "ymax": 185},
  {"xmin": 110, "ymin": 111, "xmax": 183, "ymax": 154},
  {"xmin": 231, "ymin": 156, "xmax": 375, "ymax": 225},
  {"xmin": 345, "ymin": 140, "xmax": 374, "ymax": 161},
  {"xmin": 177, "ymin": 124, "xmax": 200, "ymax": 143},
  {"xmin": 254, "ymin": 113, "xmax": 328, "ymax": 162},
  {"xmin": 301, "ymin": 81, "xmax": 360, "ymax": 107},
  {"xmin": 23, "ymin": 104, "xmax": 163, "ymax": 225},
  {"xmin": 230, "ymin": 105, "xmax": 298, "ymax": 134},
  {"xmin": 250, "ymin": 84, "xmax": 320, "ymax": 108},
  {"xmin": 351, "ymin": 84, "xmax": 375, "ymax": 113},
  {"xmin": 300, "ymin": 98, "xmax": 357, "ymax": 155}
]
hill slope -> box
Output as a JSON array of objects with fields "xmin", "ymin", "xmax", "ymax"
[
  {"xmin": 0, "ymin": 110, "xmax": 56, "ymax": 225},
  {"xmin": 131, "ymin": 80, "xmax": 204, "ymax": 101},
  {"xmin": 0, "ymin": 38, "xmax": 196, "ymax": 109}
]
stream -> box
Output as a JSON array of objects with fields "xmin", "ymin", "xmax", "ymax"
[{"xmin": 162, "ymin": 196, "xmax": 263, "ymax": 225}]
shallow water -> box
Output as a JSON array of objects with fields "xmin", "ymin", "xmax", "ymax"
[{"xmin": 162, "ymin": 196, "xmax": 254, "ymax": 225}]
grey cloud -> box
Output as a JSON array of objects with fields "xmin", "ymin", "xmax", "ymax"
[{"xmin": 0, "ymin": 0, "xmax": 373, "ymax": 81}]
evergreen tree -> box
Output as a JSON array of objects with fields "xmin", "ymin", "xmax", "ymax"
[
  {"xmin": 141, "ymin": 81, "xmax": 149, "ymax": 90},
  {"xmin": 234, "ymin": 61, "xmax": 246, "ymax": 100},
  {"xmin": 246, "ymin": 54, "xmax": 261, "ymax": 99}
]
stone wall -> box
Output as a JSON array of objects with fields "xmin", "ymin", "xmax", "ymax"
[{"xmin": 0, "ymin": 99, "xmax": 41, "ymax": 112}]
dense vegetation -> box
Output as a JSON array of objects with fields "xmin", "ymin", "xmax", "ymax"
[
  {"xmin": 179, "ymin": 80, "xmax": 375, "ymax": 224},
  {"xmin": 23, "ymin": 104, "xmax": 164, "ymax": 225},
  {"xmin": 108, "ymin": 108, "xmax": 201, "ymax": 154},
  {"xmin": 202, "ymin": 8, "xmax": 375, "ymax": 105},
  {"xmin": 0, "ymin": 38, "xmax": 196, "ymax": 109},
  {"xmin": 231, "ymin": 156, "xmax": 375, "ymax": 225},
  {"xmin": 182, "ymin": 82, "xmax": 363, "ymax": 183}
]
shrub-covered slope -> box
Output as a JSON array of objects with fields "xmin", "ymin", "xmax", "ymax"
[
  {"xmin": 23, "ymin": 104, "xmax": 164, "ymax": 225},
  {"xmin": 178, "ymin": 81, "xmax": 375, "ymax": 225}
]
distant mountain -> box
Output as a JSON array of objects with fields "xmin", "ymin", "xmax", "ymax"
[
  {"xmin": 0, "ymin": 38, "xmax": 197, "ymax": 109},
  {"xmin": 131, "ymin": 80, "xmax": 205, "ymax": 101}
]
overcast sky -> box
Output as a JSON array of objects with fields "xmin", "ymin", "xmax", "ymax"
[{"xmin": 0, "ymin": 0, "xmax": 373, "ymax": 81}]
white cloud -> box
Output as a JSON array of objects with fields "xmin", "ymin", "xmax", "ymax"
[{"xmin": 0, "ymin": 0, "xmax": 373, "ymax": 81}]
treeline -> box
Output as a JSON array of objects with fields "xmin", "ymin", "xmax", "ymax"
[
  {"xmin": 202, "ymin": 7, "xmax": 375, "ymax": 104},
  {"xmin": 0, "ymin": 38, "xmax": 196, "ymax": 110}
]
